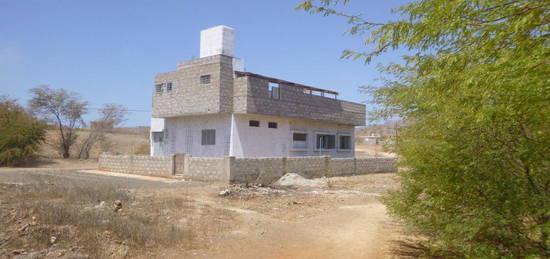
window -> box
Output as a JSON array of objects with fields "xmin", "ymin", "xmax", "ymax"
[
  {"xmin": 152, "ymin": 132, "xmax": 164, "ymax": 142},
  {"xmin": 269, "ymin": 82, "xmax": 280, "ymax": 99},
  {"xmin": 155, "ymin": 84, "xmax": 163, "ymax": 93},
  {"xmin": 201, "ymin": 129, "xmax": 215, "ymax": 145},
  {"xmin": 339, "ymin": 135, "xmax": 352, "ymax": 150},
  {"xmin": 316, "ymin": 134, "xmax": 336, "ymax": 150},
  {"xmin": 268, "ymin": 122, "xmax": 278, "ymax": 129},
  {"xmin": 166, "ymin": 82, "xmax": 173, "ymax": 92},
  {"xmin": 200, "ymin": 75, "xmax": 211, "ymax": 84},
  {"xmin": 292, "ymin": 132, "xmax": 307, "ymax": 150},
  {"xmin": 249, "ymin": 120, "xmax": 260, "ymax": 127}
]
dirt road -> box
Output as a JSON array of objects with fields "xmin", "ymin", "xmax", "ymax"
[{"xmin": 0, "ymin": 169, "xmax": 402, "ymax": 258}]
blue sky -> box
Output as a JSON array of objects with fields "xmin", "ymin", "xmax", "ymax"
[{"xmin": 0, "ymin": 0, "xmax": 411, "ymax": 126}]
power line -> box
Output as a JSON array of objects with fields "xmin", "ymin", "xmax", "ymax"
[{"xmin": 87, "ymin": 107, "xmax": 151, "ymax": 113}]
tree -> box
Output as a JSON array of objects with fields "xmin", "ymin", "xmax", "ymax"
[
  {"xmin": 29, "ymin": 85, "xmax": 88, "ymax": 158},
  {"xmin": 0, "ymin": 96, "xmax": 47, "ymax": 166},
  {"xmin": 298, "ymin": 0, "xmax": 549, "ymax": 257},
  {"xmin": 77, "ymin": 104, "xmax": 127, "ymax": 159}
]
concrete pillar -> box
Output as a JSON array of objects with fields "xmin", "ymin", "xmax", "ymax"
[
  {"xmin": 324, "ymin": 156, "xmax": 330, "ymax": 177},
  {"xmin": 170, "ymin": 154, "xmax": 176, "ymax": 175},
  {"xmin": 353, "ymin": 157, "xmax": 357, "ymax": 175},
  {"xmin": 183, "ymin": 154, "xmax": 191, "ymax": 177},
  {"xmin": 282, "ymin": 157, "xmax": 287, "ymax": 176},
  {"xmin": 224, "ymin": 156, "xmax": 235, "ymax": 183}
]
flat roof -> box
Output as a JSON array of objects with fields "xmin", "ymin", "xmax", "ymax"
[{"xmin": 234, "ymin": 71, "xmax": 339, "ymax": 96}]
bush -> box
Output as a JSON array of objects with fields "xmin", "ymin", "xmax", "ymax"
[
  {"xmin": 0, "ymin": 96, "xmax": 46, "ymax": 166},
  {"xmin": 298, "ymin": 0, "xmax": 549, "ymax": 257}
]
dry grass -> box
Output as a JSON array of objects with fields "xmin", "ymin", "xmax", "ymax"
[
  {"xmin": 39, "ymin": 129, "xmax": 149, "ymax": 159},
  {"xmin": 0, "ymin": 175, "xmax": 233, "ymax": 258}
]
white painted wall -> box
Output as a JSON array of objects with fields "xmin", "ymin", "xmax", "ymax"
[
  {"xmin": 230, "ymin": 114, "xmax": 290, "ymax": 157},
  {"xmin": 200, "ymin": 25, "xmax": 235, "ymax": 58},
  {"xmin": 230, "ymin": 114, "xmax": 355, "ymax": 158},
  {"xmin": 153, "ymin": 114, "xmax": 231, "ymax": 157},
  {"xmin": 150, "ymin": 118, "xmax": 165, "ymax": 132},
  {"xmin": 288, "ymin": 118, "xmax": 355, "ymax": 158},
  {"xmin": 152, "ymin": 113, "xmax": 355, "ymax": 158}
]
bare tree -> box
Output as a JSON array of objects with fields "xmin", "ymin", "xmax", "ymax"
[
  {"xmin": 77, "ymin": 104, "xmax": 127, "ymax": 159},
  {"xmin": 29, "ymin": 85, "xmax": 88, "ymax": 158}
]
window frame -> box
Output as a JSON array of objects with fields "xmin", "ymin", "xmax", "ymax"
[
  {"xmin": 314, "ymin": 132, "xmax": 336, "ymax": 151},
  {"xmin": 166, "ymin": 82, "xmax": 173, "ymax": 92},
  {"xmin": 155, "ymin": 83, "xmax": 163, "ymax": 94},
  {"xmin": 201, "ymin": 129, "xmax": 216, "ymax": 145},
  {"xmin": 249, "ymin": 120, "xmax": 260, "ymax": 127},
  {"xmin": 268, "ymin": 82, "xmax": 280, "ymax": 99},
  {"xmin": 291, "ymin": 130, "xmax": 308, "ymax": 151},
  {"xmin": 200, "ymin": 74, "xmax": 211, "ymax": 85},
  {"xmin": 268, "ymin": 122, "xmax": 278, "ymax": 129},
  {"xmin": 337, "ymin": 133, "xmax": 352, "ymax": 151},
  {"xmin": 152, "ymin": 131, "xmax": 164, "ymax": 142}
]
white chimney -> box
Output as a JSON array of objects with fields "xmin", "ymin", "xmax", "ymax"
[{"xmin": 200, "ymin": 25, "xmax": 235, "ymax": 58}]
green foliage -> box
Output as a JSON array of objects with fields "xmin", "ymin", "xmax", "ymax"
[
  {"xmin": 298, "ymin": 0, "xmax": 549, "ymax": 257},
  {"xmin": 0, "ymin": 96, "xmax": 46, "ymax": 166}
]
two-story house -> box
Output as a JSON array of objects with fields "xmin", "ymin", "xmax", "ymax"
[{"xmin": 150, "ymin": 25, "xmax": 365, "ymax": 158}]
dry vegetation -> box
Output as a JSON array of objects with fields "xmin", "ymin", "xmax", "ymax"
[
  {"xmin": 0, "ymin": 171, "xmax": 404, "ymax": 258},
  {"xmin": 0, "ymin": 175, "xmax": 235, "ymax": 258},
  {"xmin": 39, "ymin": 127, "xmax": 150, "ymax": 160}
]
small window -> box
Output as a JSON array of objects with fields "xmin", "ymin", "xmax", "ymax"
[
  {"xmin": 339, "ymin": 135, "xmax": 351, "ymax": 150},
  {"xmin": 166, "ymin": 82, "xmax": 173, "ymax": 92},
  {"xmin": 292, "ymin": 132, "xmax": 307, "ymax": 150},
  {"xmin": 268, "ymin": 122, "xmax": 278, "ymax": 129},
  {"xmin": 249, "ymin": 120, "xmax": 260, "ymax": 127},
  {"xmin": 201, "ymin": 129, "xmax": 215, "ymax": 145},
  {"xmin": 200, "ymin": 75, "xmax": 211, "ymax": 84},
  {"xmin": 152, "ymin": 132, "xmax": 164, "ymax": 142},
  {"xmin": 155, "ymin": 84, "xmax": 163, "ymax": 93},
  {"xmin": 316, "ymin": 134, "xmax": 336, "ymax": 150}
]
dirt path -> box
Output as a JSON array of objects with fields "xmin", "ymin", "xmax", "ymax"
[
  {"xmin": 0, "ymin": 169, "xmax": 402, "ymax": 258},
  {"xmin": 207, "ymin": 203, "xmax": 395, "ymax": 259},
  {"xmin": 178, "ymin": 188, "xmax": 401, "ymax": 258}
]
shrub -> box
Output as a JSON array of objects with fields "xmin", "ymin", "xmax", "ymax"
[
  {"xmin": 0, "ymin": 96, "xmax": 46, "ymax": 166},
  {"xmin": 298, "ymin": 0, "xmax": 549, "ymax": 257}
]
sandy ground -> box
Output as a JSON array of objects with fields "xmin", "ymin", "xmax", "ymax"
[
  {"xmin": 0, "ymin": 169, "xmax": 403, "ymax": 258},
  {"xmin": 355, "ymin": 144, "xmax": 396, "ymax": 158}
]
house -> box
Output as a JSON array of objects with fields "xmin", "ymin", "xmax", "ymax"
[
  {"xmin": 150, "ymin": 25, "xmax": 366, "ymax": 158},
  {"xmin": 363, "ymin": 134, "xmax": 381, "ymax": 145}
]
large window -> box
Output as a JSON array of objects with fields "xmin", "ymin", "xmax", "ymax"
[
  {"xmin": 201, "ymin": 129, "xmax": 216, "ymax": 145},
  {"xmin": 292, "ymin": 132, "xmax": 308, "ymax": 150},
  {"xmin": 269, "ymin": 82, "xmax": 280, "ymax": 99},
  {"xmin": 316, "ymin": 134, "xmax": 336, "ymax": 150},
  {"xmin": 339, "ymin": 135, "xmax": 352, "ymax": 150}
]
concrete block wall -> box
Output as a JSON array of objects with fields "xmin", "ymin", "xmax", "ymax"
[
  {"xmin": 329, "ymin": 158, "xmax": 356, "ymax": 177},
  {"xmin": 185, "ymin": 156, "xmax": 228, "ymax": 182},
  {"xmin": 356, "ymin": 157, "xmax": 396, "ymax": 174},
  {"xmin": 98, "ymin": 153, "xmax": 396, "ymax": 183},
  {"xmin": 286, "ymin": 157, "xmax": 328, "ymax": 178},
  {"xmin": 98, "ymin": 153, "xmax": 174, "ymax": 177},
  {"xmin": 235, "ymin": 75, "xmax": 366, "ymax": 126},
  {"xmin": 229, "ymin": 157, "xmax": 286, "ymax": 184},
  {"xmin": 152, "ymin": 55, "xmax": 234, "ymax": 118},
  {"xmin": 229, "ymin": 156, "xmax": 397, "ymax": 184}
]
